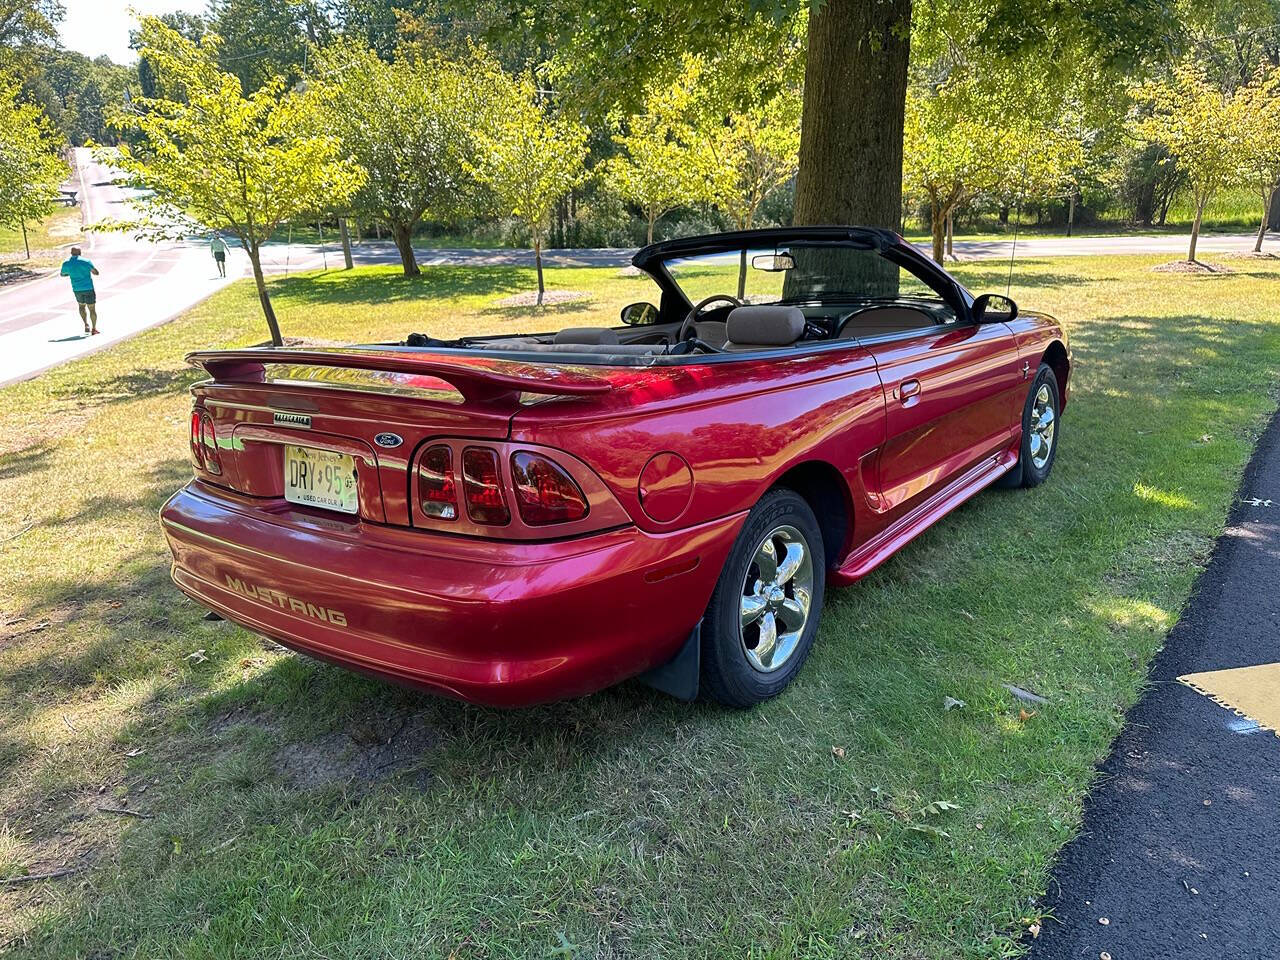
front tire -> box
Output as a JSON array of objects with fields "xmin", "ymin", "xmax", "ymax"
[
  {"xmin": 1001, "ymin": 363, "xmax": 1060, "ymax": 488},
  {"xmin": 701, "ymin": 489, "xmax": 825, "ymax": 708}
]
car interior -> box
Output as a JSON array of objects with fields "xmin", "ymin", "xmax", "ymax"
[{"xmin": 400, "ymin": 240, "xmax": 966, "ymax": 362}]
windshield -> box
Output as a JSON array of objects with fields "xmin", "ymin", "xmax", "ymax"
[{"xmin": 662, "ymin": 243, "xmax": 950, "ymax": 310}]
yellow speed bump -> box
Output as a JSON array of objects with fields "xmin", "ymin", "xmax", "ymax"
[{"xmin": 1178, "ymin": 663, "xmax": 1280, "ymax": 737}]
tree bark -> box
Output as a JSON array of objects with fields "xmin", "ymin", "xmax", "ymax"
[
  {"xmin": 998, "ymin": 205, "xmax": 1009, "ymax": 226},
  {"xmin": 930, "ymin": 200, "xmax": 946, "ymax": 265},
  {"xmin": 737, "ymin": 248, "xmax": 748, "ymax": 299},
  {"xmin": 1067, "ymin": 191, "xmax": 1075, "ymax": 238},
  {"xmin": 534, "ymin": 235, "xmax": 545, "ymax": 306},
  {"xmin": 1268, "ymin": 184, "xmax": 1280, "ymax": 231},
  {"xmin": 21, "ymin": 221, "xmax": 29, "ymax": 259},
  {"xmin": 248, "ymin": 244, "xmax": 283, "ymax": 346},
  {"xmin": 646, "ymin": 209, "xmax": 656, "ymax": 245},
  {"xmin": 339, "ymin": 217, "xmax": 353, "ymax": 270},
  {"xmin": 945, "ymin": 211, "xmax": 954, "ymax": 259},
  {"xmin": 390, "ymin": 221, "xmax": 419, "ymax": 277},
  {"xmin": 1257, "ymin": 186, "xmax": 1276, "ymax": 253},
  {"xmin": 793, "ymin": 0, "xmax": 912, "ymax": 229},
  {"xmin": 1188, "ymin": 192, "xmax": 1206, "ymax": 263}
]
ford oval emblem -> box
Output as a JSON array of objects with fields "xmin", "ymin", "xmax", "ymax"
[{"xmin": 373, "ymin": 432, "xmax": 403, "ymax": 448}]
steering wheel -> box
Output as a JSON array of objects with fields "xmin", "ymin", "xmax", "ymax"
[{"xmin": 677, "ymin": 294, "xmax": 742, "ymax": 342}]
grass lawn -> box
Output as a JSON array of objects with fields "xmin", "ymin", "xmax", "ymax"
[
  {"xmin": 0, "ymin": 211, "xmax": 84, "ymax": 279},
  {"xmin": 2, "ymin": 254, "xmax": 1278, "ymax": 957}
]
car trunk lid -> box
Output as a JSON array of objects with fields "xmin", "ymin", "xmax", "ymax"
[{"xmin": 185, "ymin": 347, "xmax": 614, "ymax": 526}]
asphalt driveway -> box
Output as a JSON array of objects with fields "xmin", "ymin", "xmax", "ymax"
[{"xmin": 1030, "ymin": 410, "xmax": 1280, "ymax": 959}]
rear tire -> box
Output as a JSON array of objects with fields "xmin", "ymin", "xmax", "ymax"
[
  {"xmin": 1000, "ymin": 363, "xmax": 1059, "ymax": 489},
  {"xmin": 700, "ymin": 489, "xmax": 825, "ymax": 708}
]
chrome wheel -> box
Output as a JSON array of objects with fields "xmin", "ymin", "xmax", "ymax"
[
  {"xmin": 1029, "ymin": 383, "xmax": 1056, "ymax": 470},
  {"xmin": 739, "ymin": 524, "xmax": 814, "ymax": 673}
]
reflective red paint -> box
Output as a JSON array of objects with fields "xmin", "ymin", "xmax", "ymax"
[{"xmin": 160, "ymin": 231, "xmax": 1071, "ymax": 707}]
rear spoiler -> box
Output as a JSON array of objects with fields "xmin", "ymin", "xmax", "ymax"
[{"xmin": 186, "ymin": 347, "xmax": 613, "ymax": 405}]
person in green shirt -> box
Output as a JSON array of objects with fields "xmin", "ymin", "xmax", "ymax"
[
  {"xmin": 210, "ymin": 235, "xmax": 229, "ymax": 277},
  {"xmin": 59, "ymin": 246, "xmax": 100, "ymax": 335}
]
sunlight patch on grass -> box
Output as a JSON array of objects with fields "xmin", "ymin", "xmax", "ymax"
[{"xmin": 1132, "ymin": 481, "xmax": 1196, "ymax": 511}]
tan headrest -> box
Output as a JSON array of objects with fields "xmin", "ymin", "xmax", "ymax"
[{"xmin": 725, "ymin": 305, "xmax": 805, "ymax": 346}]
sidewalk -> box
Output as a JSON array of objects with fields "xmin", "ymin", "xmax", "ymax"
[{"xmin": 1030, "ymin": 412, "xmax": 1280, "ymax": 959}]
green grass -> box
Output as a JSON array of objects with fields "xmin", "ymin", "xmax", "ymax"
[
  {"xmin": 2, "ymin": 254, "xmax": 1278, "ymax": 957},
  {"xmin": 0, "ymin": 210, "xmax": 83, "ymax": 268}
]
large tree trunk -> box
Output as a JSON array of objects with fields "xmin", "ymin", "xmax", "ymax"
[
  {"xmin": 793, "ymin": 0, "xmax": 912, "ymax": 229},
  {"xmin": 1268, "ymin": 184, "xmax": 1280, "ymax": 231},
  {"xmin": 248, "ymin": 244, "xmax": 283, "ymax": 346},
  {"xmin": 646, "ymin": 209, "xmax": 656, "ymax": 245},
  {"xmin": 390, "ymin": 221, "xmax": 419, "ymax": 276}
]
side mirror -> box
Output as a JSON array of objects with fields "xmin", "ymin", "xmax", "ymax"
[
  {"xmin": 972, "ymin": 293, "xmax": 1018, "ymax": 324},
  {"xmin": 620, "ymin": 301, "xmax": 660, "ymax": 326}
]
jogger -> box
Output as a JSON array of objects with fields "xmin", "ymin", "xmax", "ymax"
[{"xmin": 59, "ymin": 246, "xmax": 100, "ymax": 335}]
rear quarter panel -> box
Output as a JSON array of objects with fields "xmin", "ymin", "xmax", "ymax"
[{"xmin": 511, "ymin": 346, "xmax": 889, "ymax": 547}]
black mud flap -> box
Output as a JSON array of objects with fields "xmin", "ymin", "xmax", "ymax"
[{"xmin": 639, "ymin": 621, "xmax": 701, "ymax": 701}]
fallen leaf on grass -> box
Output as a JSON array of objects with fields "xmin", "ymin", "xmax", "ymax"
[
  {"xmin": 920, "ymin": 799, "xmax": 961, "ymax": 817},
  {"xmin": 186, "ymin": 649, "xmax": 208, "ymax": 664},
  {"xmin": 943, "ymin": 696, "xmax": 966, "ymax": 711},
  {"xmin": 831, "ymin": 745, "xmax": 846, "ymax": 759},
  {"xmin": 1028, "ymin": 922, "xmax": 1041, "ymax": 938},
  {"xmin": 959, "ymin": 609, "xmax": 976, "ymax": 621},
  {"xmin": 1019, "ymin": 708, "xmax": 1037, "ymax": 723},
  {"xmin": 123, "ymin": 748, "xmax": 143, "ymax": 758}
]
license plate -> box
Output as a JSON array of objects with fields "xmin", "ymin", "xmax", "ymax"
[{"xmin": 283, "ymin": 446, "xmax": 359, "ymax": 514}]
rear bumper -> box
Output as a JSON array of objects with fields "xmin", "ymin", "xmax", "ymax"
[{"xmin": 160, "ymin": 482, "xmax": 744, "ymax": 706}]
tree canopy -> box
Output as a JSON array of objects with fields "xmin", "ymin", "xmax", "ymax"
[
  {"xmin": 108, "ymin": 17, "xmax": 364, "ymax": 344},
  {"xmin": 0, "ymin": 67, "xmax": 64, "ymax": 237}
]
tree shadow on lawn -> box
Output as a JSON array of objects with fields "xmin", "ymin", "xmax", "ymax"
[
  {"xmin": 268, "ymin": 265, "xmax": 531, "ymax": 308},
  {"xmin": 0, "ymin": 442, "xmax": 54, "ymax": 483},
  {"xmin": 46, "ymin": 365, "xmax": 204, "ymax": 407}
]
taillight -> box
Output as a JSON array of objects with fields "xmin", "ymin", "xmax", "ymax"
[
  {"xmin": 190, "ymin": 410, "xmax": 204, "ymax": 468},
  {"xmin": 200, "ymin": 415, "xmax": 222, "ymax": 475},
  {"xmin": 461, "ymin": 447, "xmax": 509, "ymax": 525},
  {"xmin": 510, "ymin": 451, "xmax": 588, "ymax": 525},
  {"xmin": 418, "ymin": 444, "xmax": 457, "ymax": 520}
]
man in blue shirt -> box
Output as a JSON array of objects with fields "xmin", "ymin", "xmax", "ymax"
[{"xmin": 60, "ymin": 246, "xmax": 101, "ymax": 335}]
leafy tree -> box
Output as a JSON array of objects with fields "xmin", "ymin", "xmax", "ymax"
[
  {"xmin": 603, "ymin": 58, "xmax": 718, "ymax": 244},
  {"xmin": 1233, "ymin": 63, "xmax": 1280, "ymax": 252},
  {"xmin": 464, "ymin": 0, "xmax": 1177, "ymax": 234},
  {"xmin": 0, "ymin": 0, "xmax": 61, "ymax": 61},
  {"xmin": 706, "ymin": 91, "xmax": 801, "ymax": 295},
  {"xmin": 206, "ymin": 0, "xmax": 329, "ymax": 94},
  {"xmin": 471, "ymin": 73, "xmax": 588, "ymax": 304},
  {"xmin": 1131, "ymin": 64, "xmax": 1243, "ymax": 262},
  {"xmin": 107, "ymin": 17, "xmax": 364, "ymax": 344},
  {"xmin": 902, "ymin": 84, "xmax": 996, "ymax": 264},
  {"xmin": 132, "ymin": 12, "xmax": 206, "ymax": 99},
  {"xmin": 0, "ymin": 68, "xmax": 64, "ymax": 253},
  {"xmin": 314, "ymin": 42, "xmax": 492, "ymax": 276}
]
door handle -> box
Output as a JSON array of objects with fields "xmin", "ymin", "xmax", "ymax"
[{"xmin": 898, "ymin": 379, "xmax": 921, "ymax": 402}]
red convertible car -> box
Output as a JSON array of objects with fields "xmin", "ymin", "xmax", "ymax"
[{"xmin": 161, "ymin": 227, "xmax": 1070, "ymax": 707}]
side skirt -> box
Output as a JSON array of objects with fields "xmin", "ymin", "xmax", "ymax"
[
  {"xmin": 832, "ymin": 448, "xmax": 1018, "ymax": 586},
  {"xmin": 638, "ymin": 621, "xmax": 702, "ymax": 701}
]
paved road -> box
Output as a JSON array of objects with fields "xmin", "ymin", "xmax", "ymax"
[
  {"xmin": 1030, "ymin": 413, "xmax": 1280, "ymax": 959},
  {"xmin": 0, "ymin": 148, "xmax": 246, "ymax": 387},
  {"xmin": 271, "ymin": 230, "xmax": 1275, "ymax": 274}
]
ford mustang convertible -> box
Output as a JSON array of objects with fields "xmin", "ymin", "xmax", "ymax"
[{"xmin": 161, "ymin": 226, "xmax": 1070, "ymax": 708}]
